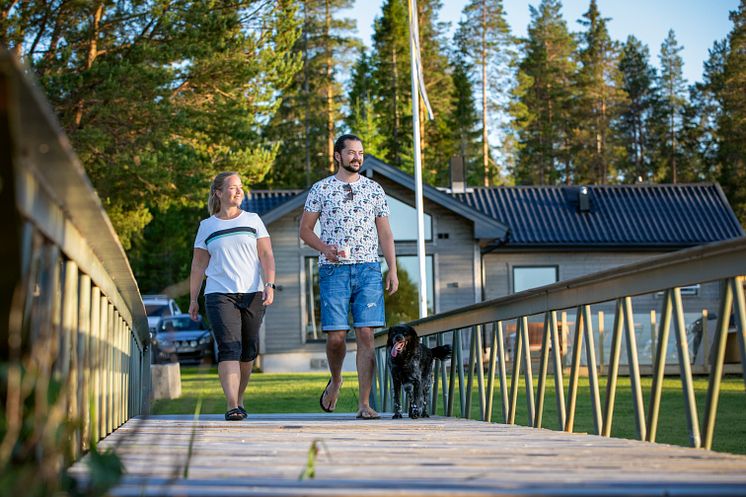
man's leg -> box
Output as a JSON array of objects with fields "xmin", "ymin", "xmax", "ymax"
[
  {"xmin": 322, "ymin": 330, "xmax": 347, "ymax": 411},
  {"xmin": 355, "ymin": 326, "xmax": 377, "ymax": 417}
]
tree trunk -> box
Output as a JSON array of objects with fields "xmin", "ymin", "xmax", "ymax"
[{"xmin": 75, "ymin": 2, "xmax": 104, "ymax": 128}]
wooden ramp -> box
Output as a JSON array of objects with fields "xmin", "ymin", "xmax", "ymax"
[{"xmin": 69, "ymin": 413, "xmax": 746, "ymax": 496}]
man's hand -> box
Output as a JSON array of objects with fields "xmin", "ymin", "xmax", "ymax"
[
  {"xmin": 385, "ymin": 270, "xmax": 399, "ymax": 295},
  {"xmin": 323, "ymin": 244, "xmax": 340, "ymax": 262}
]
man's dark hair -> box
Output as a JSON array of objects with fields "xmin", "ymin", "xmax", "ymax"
[{"xmin": 333, "ymin": 133, "xmax": 363, "ymax": 165}]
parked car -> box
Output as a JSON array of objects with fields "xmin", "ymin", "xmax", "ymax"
[
  {"xmin": 151, "ymin": 314, "xmax": 217, "ymax": 365},
  {"xmin": 143, "ymin": 294, "xmax": 182, "ymax": 334}
]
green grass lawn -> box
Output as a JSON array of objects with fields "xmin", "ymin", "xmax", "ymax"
[{"xmin": 152, "ymin": 366, "xmax": 746, "ymax": 455}]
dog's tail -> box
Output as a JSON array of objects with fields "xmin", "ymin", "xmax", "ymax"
[{"xmin": 431, "ymin": 344, "xmax": 452, "ymax": 360}]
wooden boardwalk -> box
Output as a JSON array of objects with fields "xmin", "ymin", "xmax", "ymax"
[{"xmin": 69, "ymin": 413, "xmax": 746, "ymax": 496}]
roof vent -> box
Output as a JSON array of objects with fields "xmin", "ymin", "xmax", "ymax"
[{"xmin": 579, "ymin": 186, "xmax": 591, "ymax": 212}]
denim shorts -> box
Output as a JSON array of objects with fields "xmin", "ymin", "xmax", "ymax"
[
  {"xmin": 318, "ymin": 262, "xmax": 385, "ymax": 331},
  {"xmin": 205, "ymin": 292, "xmax": 264, "ymax": 362}
]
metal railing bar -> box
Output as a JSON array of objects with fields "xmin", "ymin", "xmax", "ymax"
[
  {"xmin": 535, "ymin": 313, "xmax": 552, "ymax": 428},
  {"xmin": 485, "ymin": 324, "xmax": 498, "ymax": 423},
  {"xmin": 476, "ymin": 324, "xmax": 487, "ymax": 421},
  {"xmin": 549, "ymin": 311, "xmax": 566, "ymax": 431},
  {"xmin": 447, "ymin": 330, "xmax": 457, "ymax": 417},
  {"xmin": 702, "ymin": 280, "xmax": 733, "ymax": 449},
  {"xmin": 465, "ymin": 327, "xmax": 477, "ymax": 419},
  {"xmin": 438, "ymin": 333, "xmax": 448, "ymax": 415},
  {"xmin": 582, "ymin": 305, "xmax": 603, "ymax": 435},
  {"xmin": 430, "ymin": 336, "xmax": 439, "ymax": 415},
  {"xmin": 646, "ymin": 290, "xmax": 673, "ymax": 443},
  {"xmin": 565, "ymin": 307, "xmax": 584, "ymax": 432},
  {"xmin": 508, "ymin": 318, "xmax": 522, "ymax": 424},
  {"xmin": 672, "ymin": 287, "xmax": 701, "ymax": 448},
  {"xmin": 456, "ymin": 329, "xmax": 466, "ymax": 417},
  {"xmin": 520, "ymin": 316, "xmax": 536, "ymax": 427},
  {"xmin": 602, "ymin": 299, "xmax": 624, "ymax": 437},
  {"xmin": 496, "ymin": 321, "xmax": 509, "ymax": 424},
  {"xmin": 732, "ymin": 277, "xmax": 746, "ymax": 389},
  {"xmin": 373, "ymin": 237, "xmax": 746, "ymax": 348},
  {"xmin": 622, "ymin": 297, "xmax": 646, "ymax": 441}
]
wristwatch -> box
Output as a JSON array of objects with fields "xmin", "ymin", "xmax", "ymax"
[{"xmin": 264, "ymin": 282, "xmax": 276, "ymax": 289}]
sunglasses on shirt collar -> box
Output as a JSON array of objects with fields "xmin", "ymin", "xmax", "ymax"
[{"xmin": 343, "ymin": 183, "xmax": 353, "ymax": 202}]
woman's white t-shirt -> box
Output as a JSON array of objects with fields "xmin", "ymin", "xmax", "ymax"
[{"xmin": 194, "ymin": 211, "xmax": 269, "ymax": 294}]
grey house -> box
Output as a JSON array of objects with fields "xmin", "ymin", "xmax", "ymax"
[{"xmin": 244, "ymin": 157, "xmax": 744, "ymax": 372}]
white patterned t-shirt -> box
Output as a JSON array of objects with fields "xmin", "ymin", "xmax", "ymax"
[{"xmin": 304, "ymin": 175, "xmax": 390, "ymax": 265}]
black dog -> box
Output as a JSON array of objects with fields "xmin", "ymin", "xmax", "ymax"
[{"xmin": 386, "ymin": 324, "xmax": 452, "ymax": 419}]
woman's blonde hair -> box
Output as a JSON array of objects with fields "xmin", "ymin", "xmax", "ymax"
[{"xmin": 208, "ymin": 171, "xmax": 239, "ymax": 215}]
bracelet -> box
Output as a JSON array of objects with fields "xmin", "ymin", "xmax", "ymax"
[{"xmin": 264, "ymin": 282, "xmax": 276, "ymax": 289}]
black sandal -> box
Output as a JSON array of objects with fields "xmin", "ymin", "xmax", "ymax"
[
  {"xmin": 237, "ymin": 406, "xmax": 248, "ymax": 417},
  {"xmin": 225, "ymin": 407, "xmax": 245, "ymax": 421}
]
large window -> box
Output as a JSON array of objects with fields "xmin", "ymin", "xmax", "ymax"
[
  {"xmin": 513, "ymin": 266, "xmax": 558, "ymax": 293},
  {"xmin": 304, "ymin": 255, "xmax": 434, "ymax": 341},
  {"xmin": 387, "ymin": 195, "xmax": 432, "ymax": 241}
]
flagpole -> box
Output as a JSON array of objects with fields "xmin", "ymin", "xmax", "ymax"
[{"xmin": 408, "ymin": 0, "xmax": 428, "ymax": 319}]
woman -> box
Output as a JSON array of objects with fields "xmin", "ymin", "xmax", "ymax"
[{"xmin": 189, "ymin": 171, "xmax": 275, "ymax": 421}]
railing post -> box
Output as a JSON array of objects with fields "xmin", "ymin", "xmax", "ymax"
[
  {"xmin": 647, "ymin": 289, "xmax": 673, "ymax": 443},
  {"xmin": 602, "ymin": 299, "xmax": 624, "ymax": 437},
  {"xmin": 672, "ymin": 287, "xmax": 701, "ymax": 448},
  {"xmin": 702, "ymin": 279, "xmax": 734, "ymax": 449},
  {"xmin": 622, "ymin": 297, "xmax": 646, "ymax": 441}
]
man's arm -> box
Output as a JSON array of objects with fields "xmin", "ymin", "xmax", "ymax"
[
  {"xmin": 376, "ymin": 216, "xmax": 398, "ymax": 295},
  {"xmin": 299, "ymin": 210, "xmax": 339, "ymax": 262}
]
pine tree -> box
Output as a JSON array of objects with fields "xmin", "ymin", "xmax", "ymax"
[
  {"xmin": 655, "ymin": 29, "xmax": 688, "ymax": 183},
  {"xmin": 415, "ymin": 0, "xmax": 456, "ymax": 186},
  {"xmin": 6, "ymin": 1, "xmax": 301, "ymax": 290},
  {"xmin": 370, "ymin": 0, "xmax": 412, "ymax": 170},
  {"xmin": 455, "ymin": 0, "xmax": 513, "ymax": 186},
  {"xmin": 716, "ymin": 0, "xmax": 746, "ymax": 224},
  {"xmin": 572, "ymin": 0, "xmax": 625, "ymax": 184},
  {"xmin": 263, "ymin": 0, "xmax": 358, "ymax": 188},
  {"xmin": 510, "ymin": 0, "xmax": 577, "ymax": 185},
  {"xmin": 616, "ymin": 36, "xmax": 658, "ymax": 182},
  {"xmin": 447, "ymin": 49, "xmax": 482, "ymax": 187},
  {"xmin": 347, "ymin": 49, "xmax": 389, "ymax": 159}
]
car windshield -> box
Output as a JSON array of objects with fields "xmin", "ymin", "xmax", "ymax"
[
  {"xmin": 158, "ymin": 317, "xmax": 206, "ymax": 333},
  {"xmin": 145, "ymin": 304, "xmax": 171, "ymax": 317}
]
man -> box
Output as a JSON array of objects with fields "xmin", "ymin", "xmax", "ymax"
[{"xmin": 300, "ymin": 133, "xmax": 398, "ymax": 419}]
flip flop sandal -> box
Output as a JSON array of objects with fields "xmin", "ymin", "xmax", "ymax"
[
  {"xmin": 237, "ymin": 406, "xmax": 248, "ymax": 417},
  {"xmin": 225, "ymin": 407, "xmax": 245, "ymax": 421},
  {"xmin": 319, "ymin": 379, "xmax": 335, "ymax": 413}
]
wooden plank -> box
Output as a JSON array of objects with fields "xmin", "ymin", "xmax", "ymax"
[{"xmin": 68, "ymin": 414, "xmax": 746, "ymax": 496}]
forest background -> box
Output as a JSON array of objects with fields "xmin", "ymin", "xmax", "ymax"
[{"xmin": 3, "ymin": 0, "xmax": 746, "ymax": 300}]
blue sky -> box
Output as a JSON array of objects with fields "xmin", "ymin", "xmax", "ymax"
[{"xmin": 341, "ymin": 0, "xmax": 740, "ymax": 84}]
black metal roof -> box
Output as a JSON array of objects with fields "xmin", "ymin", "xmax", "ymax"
[
  {"xmin": 243, "ymin": 190, "xmax": 301, "ymax": 216},
  {"xmin": 243, "ymin": 178, "xmax": 743, "ymax": 248},
  {"xmin": 452, "ymin": 183, "xmax": 744, "ymax": 248}
]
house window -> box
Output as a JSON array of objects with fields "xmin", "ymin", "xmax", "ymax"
[
  {"xmin": 381, "ymin": 255, "xmax": 434, "ymax": 323},
  {"xmin": 513, "ymin": 266, "xmax": 558, "ymax": 293},
  {"xmin": 304, "ymin": 255, "xmax": 434, "ymax": 341},
  {"xmin": 387, "ymin": 195, "xmax": 432, "ymax": 241}
]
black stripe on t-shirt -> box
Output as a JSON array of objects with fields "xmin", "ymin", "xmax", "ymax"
[{"xmin": 205, "ymin": 226, "xmax": 257, "ymax": 245}]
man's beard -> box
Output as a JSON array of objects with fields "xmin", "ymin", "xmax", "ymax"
[{"xmin": 341, "ymin": 160, "xmax": 361, "ymax": 173}]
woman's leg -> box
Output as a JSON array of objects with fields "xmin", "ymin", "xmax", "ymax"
[
  {"xmin": 218, "ymin": 360, "xmax": 241, "ymax": 410},
  {"xmin": 236, "ymin": 292, "xmax": 264, "ymax": 411},
  {"xmin": 205, "ymin": 294, "xmax": 244, "ymax": 412}
]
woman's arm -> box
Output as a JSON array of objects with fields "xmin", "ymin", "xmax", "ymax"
[
  {"xmin": 257, "ymin": 237, "xmax": 276, "ymax": 306},
  {"xmin": 189, "ymin": 248, "xmax": 210, "ymax": 320}
]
